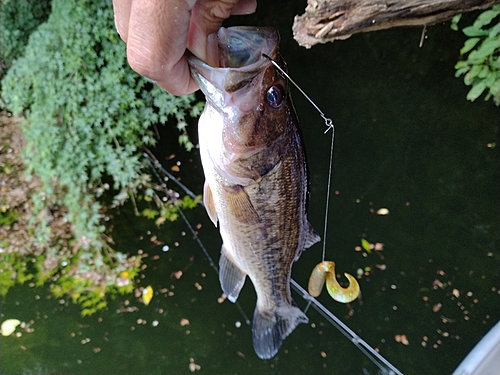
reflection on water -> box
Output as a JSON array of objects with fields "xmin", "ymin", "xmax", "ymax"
[{"xmin": 1, "ymin": 2, "xmax": 499, "ymax": 374}]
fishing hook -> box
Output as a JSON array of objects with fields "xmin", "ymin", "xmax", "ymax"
[{"xmin": 262, "ymin": 54, "xmax": 334, "ymax": 133}]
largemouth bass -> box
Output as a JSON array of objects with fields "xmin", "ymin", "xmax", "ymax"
[{"xmin": 188, "ymin": 26, "xmax": 320, "ymax": 359}]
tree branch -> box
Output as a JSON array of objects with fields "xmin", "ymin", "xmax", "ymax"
[{"xmin": 293, "ymin": 0, "xmax": 500, "ymax": 48}]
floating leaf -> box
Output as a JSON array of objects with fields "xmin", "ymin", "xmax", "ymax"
[
  {"xmin": 142, "ymin": 286, "xmax": 153, "ymax": 306},
  {"xmin": 1, "ymin": 319, "xmax": 21, "ymax": 336},
  {"xmin": 361, "ymin": 238, "xmax": 372, "ymax": 253}
]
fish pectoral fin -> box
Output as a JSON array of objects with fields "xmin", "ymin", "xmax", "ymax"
[
  {"xmin": 219, "ymin": 246, "xmax": 246, "ymax": 302},
  {"xmin": 224, "ymin": 184, "xmax": 260, "ymax": 225},
  {"xmin": 252, "ymin": 304, "xmax": 308, "ymax": 359},
  {"xmin": 203, "ymin": 181, "xmax": 218, "ymax": 226},
  {"xmin": 305, "ymin": 221, "xmax": 321, "ymax": 249}
]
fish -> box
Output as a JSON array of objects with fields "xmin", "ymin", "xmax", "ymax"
[
  {"xmin": 188, "ymin": 26, "xmax": 320, "ymax": 359},
  {"xmin": 308, "ymin": 261, "xmax": 360, "ymax": 303}
]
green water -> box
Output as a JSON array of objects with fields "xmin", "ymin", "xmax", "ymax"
[{"xmin": 1, "ymin": 2, "xmax": 499, "ymax": 374}]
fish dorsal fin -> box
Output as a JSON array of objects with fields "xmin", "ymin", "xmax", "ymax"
[
  {"xmin": 225, "ymin": 184, "xmax": 260, "ymax": 225},
  {"xmin": 203, "ymin": 181, "xmax": 218, "ymax": 226},
  {"xmin": 219, "ymin": 245, "xmax": 247, "ymax": 302},
  {"xmin": 305, "ymin": 221, "xmax": 321, "ymax": 249}
]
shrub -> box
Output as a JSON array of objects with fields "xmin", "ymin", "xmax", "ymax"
[
  {"xmin": 1, "ymin": 0, "xmax": 200, "ymax": 314},
  {"xmin": 452, "ymin": 6, "xmax": 500, "ymax": 105},
  {"xmin": 0, "ymin": 0, "xmax": 52, "ymax": 78}
]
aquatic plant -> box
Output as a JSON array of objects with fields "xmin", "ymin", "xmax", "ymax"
[
  {"xmin": 452, "ymin": 5, "xmax": 500, "ymax": 105},
  {"xmin": 0, "ymin": 0, "xmax": 199, "ymax": 315}
]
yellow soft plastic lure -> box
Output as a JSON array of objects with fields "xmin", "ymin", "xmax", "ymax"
[
  {"xmin": 142, "ymin": 285, "xmax": 153, "ymax": 306},
  {"xmin": 308, "ymin": 261, "xmax": 360, "ymax": 303}
]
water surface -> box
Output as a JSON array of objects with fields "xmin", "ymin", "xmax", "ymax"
[{"xmin": 1, "ymin": 2, "xmax": 499, "ymax": 374}]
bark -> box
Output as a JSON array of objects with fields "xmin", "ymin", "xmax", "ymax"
[{"xmin": 293, "ymin": 0, "xmax": 500, "ymax": 48}]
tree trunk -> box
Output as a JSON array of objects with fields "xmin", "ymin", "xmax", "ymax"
[{"xmin": 293, "ymin": 0, "xmax": 499, "ymax": 48}]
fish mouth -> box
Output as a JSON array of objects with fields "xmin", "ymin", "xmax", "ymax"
[
  {"xmin": 217, "ymin": 26, "xmax": 277, "ymax": 69},
  {"xmin": 187, "ymin": 26, "xmax": 279, "ymax": 111}
]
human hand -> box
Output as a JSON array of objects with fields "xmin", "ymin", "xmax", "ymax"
[{"xmin": 112, "ymin": 0, "xmax": 257, "ymax": 95}]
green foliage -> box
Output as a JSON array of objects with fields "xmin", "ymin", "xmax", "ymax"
[
  {"xmin": 451, "ymin": 6, "xmax": 500, "ymax": 105},
  {"xmin": 0, "ymin": 0, "xmax": 52, "ymax": 78},
  {"xmin": 1, "ymin": 0, "xmax": 197, "ymax": 242},
  {"xmin": 0, "ymin": 251, "xmax": 32, "ymax": 296},
  {"xmin": 0, "ymin": 0, "xmax": 200, "ymax": 315},
  {"xmin": 140, "ymin": 185, "xmax": 202, "ymax": 227}
]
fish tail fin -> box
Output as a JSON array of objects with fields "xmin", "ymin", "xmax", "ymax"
[{"xmin": 252, "ymin": 303, "xmax": 308, "ymax": 359}]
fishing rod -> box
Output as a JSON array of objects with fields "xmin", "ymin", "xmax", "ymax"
[
  {"xmin": 292, "ymin": 279, "xmax": 402, "ymax": 375},
  {"xmin": 143, "ymin": 152, "xmax": 403, "ymax": 374},
  {"xmin": 144, "ymin": 151, "xmax": 251, "ymax": 325}
]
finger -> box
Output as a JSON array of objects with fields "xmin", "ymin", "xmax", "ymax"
[
  {"xmin": 126, "ymin": 0, "xmax": 197, "ymax": 95},
  {"xmin": 231, "ymin": 0, "xmax": 257, "ymax": 15},
  {"xmin": 112, "ymin": 0, "xmax": 132, "ymax": 42}
]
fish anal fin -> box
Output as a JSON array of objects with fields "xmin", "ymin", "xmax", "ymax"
[
  {"xmin": 252, "ymin": 303, "xmax": 308, "ymax": 359},
  {"xmin": 219, "ymin": 246, "xmax": 246, "ymax": 302},
  {"xmin": 224, "ymin": 184, "xmax": 260, "ymax": 225},
  {"xmin": 203, "ymin": 181, "xmax": 218, "ymax": 226}
]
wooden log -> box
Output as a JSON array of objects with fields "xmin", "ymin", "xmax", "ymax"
[{"xmin": 293, "ymin": 0, "xmax": 500, "ymax": 48}]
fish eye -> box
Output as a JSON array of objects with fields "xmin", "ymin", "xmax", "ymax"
[{"xmin": 266, "ymin": 85, "xmax": 283, "ymax": 108}]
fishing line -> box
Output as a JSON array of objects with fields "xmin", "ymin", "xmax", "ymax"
[
  {"xmin": 263, "ymin": 57, "xmax": 402, "ymax": 373},
  {"xmin": 262, "ymin": 54, "xmax": 334, "ymax": 134},
  {"xmin": 322, "ymin": 129, "xmax": 335, "ymax": 262},
  {"xmin": 262, "ymin": 54, "xmax": 336, "ymax": 262},
  {"xmin": 176, "ymin": 204, "xmax": 252, "ymax": 326},
  {"xmin": 143, "ymin": 150, "xmax": 202, "ymax": 204},
  {"xmin": 145, "ymin": 153, "xmax": 251, "ymax": 326},
  {"xmin": 144, "ymin": 153, "xmax": 402, "ymax": 374}
]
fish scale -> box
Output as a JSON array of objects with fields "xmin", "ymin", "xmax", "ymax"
[{"xmin": 188, "ymin": 26, "xmax": 320, "ymax": 359}]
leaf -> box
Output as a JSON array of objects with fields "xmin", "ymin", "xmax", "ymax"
[
  {"xmin": 490, "ymin": 77, "xmax": 500, "ymax": 95},
  {"xmin": 142, "ymin": 208, "xmax": 158, "ymax": 219},
  {"xmin": 455, "ymin": 66, "xmax": 470, "ymax": 78},
  {"xmin": 460, "ymin": 38, "xmax": 480, "ymax": 55},
  {"xmin": 484, "ymin": 71, "xmax": 498, "ymax": 88},
  {"xmin": 468, "ymin": 64, "xmax": 483, "ymax": 80},
  {"xmin": 361, "ymin": 238, "xmax": 372, "ymax": 253},
  {"xmin": 478, "ymin": 65, "xmax": 490, "ymax": 79},
  {"xmin": 450, "ymin": 14, "xmax": 462, "ymax": 31},
  {"xmin": 462, "ymin": 26, "xmax": 488, "ymax": 37},
  {"xmin": 467, "ymin": 81, "xmax": 487, "ymax": 101},
  {"xmin": 470, "ymin": 38, "xmax": 500, "ymax": 60},
  {"xmin": 489, "ymin": 22, "xmax": 500, "ymax": 39},
  {"xmin": 475, "ymin": 8, "xmax": 500, "ymax": 28},
  {"xmin": 81, "ymin": 308, "xmax": 94, "ymax": 317}
]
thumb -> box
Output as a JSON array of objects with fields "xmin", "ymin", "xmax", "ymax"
[{"xmin": 187, "ymin": 0, "xmax": 257, "ymax": 65}]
